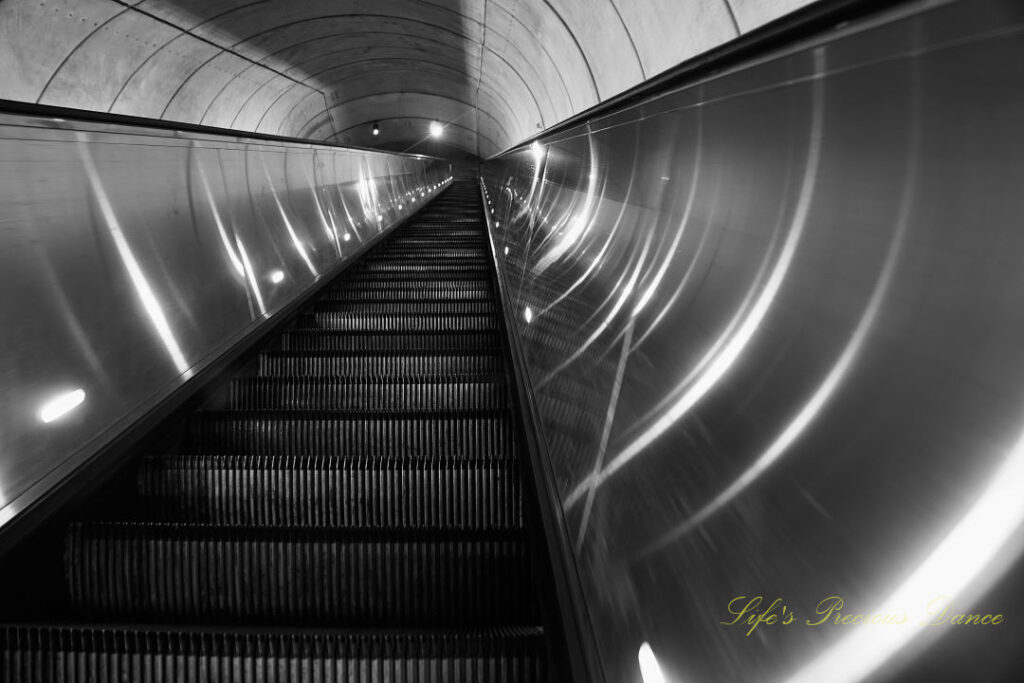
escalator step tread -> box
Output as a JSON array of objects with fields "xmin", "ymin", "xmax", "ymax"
[
  {"xmin": 278, "ymin": 330, "xmax": 501, "ymax": 352},
  {"xmin": 65, "ymin": 523, "xmax": 536, "ymax": 625},
  {"xmin": 226, "ymin": 375, "xmax": 508, "ymax": 411},
  {"xmin": 187, "ymin": 410, "xmax": 514, "ymax": 456},
  {"xmin": 137, "ymin": 453, "xmax": 523, "ymax": 528},
  {"xmin": 0, "ymin": 625, "xmax": 545, "ymax": 683},
  {"xmin": 257, "ymin": 352, "xmax": 503, "ymax": 377}
]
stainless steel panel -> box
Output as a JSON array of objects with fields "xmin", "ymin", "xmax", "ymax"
[
  {"xmin": 0, "ymin": 114, "xmax": 450, "ymax": 526},
  {"xmin": 482, "ymin": 1, "xmax": 1024, "ymax": 680}
]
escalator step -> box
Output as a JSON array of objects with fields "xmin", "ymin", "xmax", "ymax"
[
  {"xmin": 225, "ymin": 376, "xmax": 508, "ymax": 411},
  {"xmin": 293, "ymin": 312, "xmax": 498, "ymax": 332},
  {"xmin": 311, "ymin": 300, "xmax": 496, "ymax": 315},
  {"xmin": 137, "ymin": 454, "xmax": 522, "ymax": 528},
  {"xmin": 371, "ymin": 248, "xmax": 485, "ymax": 258},
  {"xmin": 321, "ymin": 283, "xmax": 492, "ymax": 302},
  {"xmin": 188, "ymin": 411, "xmax": 514, "ymax": 456},
  {"xmin": 352, "ymin": 263, "xmax": 490, "ymax": 275},
  {"xmin": 65, "ymin": 524, "xmax": 536, "ymax": 625},
  {"xmin": 342, "ymin": 270, "xmax": 490, "ymax": 282},
  {"xmin": 279, "ymin": 331, "xmax": 501, "ymax": 352},
  {"xmin": 257, "ymin": 351, "xmax": 503, "ymax": 377},
  {"xmin": 0, "ymin": 626, "xmax": 545, "ymax": 683}
]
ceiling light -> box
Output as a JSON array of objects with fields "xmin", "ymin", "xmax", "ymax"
[
  {"xmin": 372, "ymin": 122, "xmax": 380, "ymax": 136},
  {"xmin": 429, "ymin": 121, "xmax": 443, "ymax": 138},
  {"xmin": 269, "ymin": 270, "xmax": 285, "ymax": 284}
]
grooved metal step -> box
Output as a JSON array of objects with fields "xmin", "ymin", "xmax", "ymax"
[
  {"xmin": 66, "ymin": 524, "xmax": 535, "ymax": 625},
  {"xmin": 225, "ymin": 375, "xmax": 508, "ymax": 411},
  {"xmin": 257, "ymin": 351, "xmax": 504, "ymax": 377},
  {"xmin": 187, "ymin": 410, "xmax": 514, "ymax": 456},
  {"xmin": 311, "ymin": 300, "xmax": 497, "ymax": 315},
  {"xmin": 0, "ymin": 626, "xmax": 546, "ymax": 683},
  {"xmin": 137, "ymin": 454, "xmax": 523, "ymax": 529},
  {"xmin": 278, "ymin": 330, "xmax": 502, "ymax": 353},
  {"xmin": 293, "ymin": 312, "xmax": 498, "ymax": 333}
]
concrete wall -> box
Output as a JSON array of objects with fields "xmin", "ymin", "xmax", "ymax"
[{"xmin": 0, "ymin": 0, "xmax": 815, "ymax": 157}]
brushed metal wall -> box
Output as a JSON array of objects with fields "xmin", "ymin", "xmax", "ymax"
[
  {"xmin": 0, "ymin": 114, "xmax": 450, "ymax": 528},
  {"xmin": 482, "ymin": 1, "xmax": 1024, "ymax": 680}
]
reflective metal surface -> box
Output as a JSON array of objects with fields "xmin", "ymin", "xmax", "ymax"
[
  {"xmin": 0, "ymin": 113, "xmax": 449, "ymax": 526},
  {"xmin": 482, "ymin": 1, "xmax": 1024, "ymax": 680}
]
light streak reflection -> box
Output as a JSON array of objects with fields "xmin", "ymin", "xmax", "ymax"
[
  {"xmin": 77, "ymin": 133, "xmax": 192, "ymax": 378},
  {"xmin": 564, "ymin": 49, "xmax": 828, "ymax": 508}
]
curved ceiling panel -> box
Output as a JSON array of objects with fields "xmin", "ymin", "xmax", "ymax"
[{"xmin": 0, "ymin": 0, "xmax": 815, "ymax": 157}]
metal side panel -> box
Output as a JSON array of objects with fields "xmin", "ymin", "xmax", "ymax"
[
  {"xmin": 0, "ymin": 111, "xmax": 452, "ymax": 531},
  {"xmin": 482, "ymin": 0, "xmax": 1024, "ymax": 681}
]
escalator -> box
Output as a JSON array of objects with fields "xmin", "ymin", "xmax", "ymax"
[{"xmin": 1, "ymin": 182, "xmax": 555, "ymax": 681}]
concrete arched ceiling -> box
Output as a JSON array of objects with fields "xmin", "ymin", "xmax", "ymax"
[{"xmin": 0, "ymin": 0, "xmax": 814, "ymax": 158}]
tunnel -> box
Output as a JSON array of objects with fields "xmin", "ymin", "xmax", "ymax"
[{"xmin": 1, "ymin": 0, "xmax": 1023, "ymax": 681}]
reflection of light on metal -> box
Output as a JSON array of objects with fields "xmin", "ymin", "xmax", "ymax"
[
  {"xmin": 565, "ymin": 51, "xmax": 826, "ymax": 508},
  {"xmin": 234, "ymin": 237, "xmax": 267, "ymax": 316},
  {"xmin": 398, "ymin": 204, "xmax": 403, "ymax": 210},
  {"xmin": 310, "ymin": 184, "xmax": 340, "ymax": 254},
  {"xmin": 660, "ymin": 176, "xmax": 670, "ymax": 181},
  {"xmin": 543, "ymin": 143, "xmax": 641, "ymax": 314},
  {"xmin": 639, "ymin": 643, "xmax": 668, "ymax": 683},
  {"xmin": 196, "ymin": 162, "xmax": 244, "ymax": 276},
  {"xmin": 785, "ymin": 426, "xmax": 1024, "ymax": 683},
  {"xmin": 343, "ymin": 232, "xmax": 351, "ymax": 242},
  {"xmin": 541, "ymin": 233, "xmax": 652, "ymax": 386},
  {"xmin": 535, "ymin": 135, "xmax": 600, "ymax": 271},
  {"xmin": 504, "ymin": 246, "xmax": 509, "ymax": 255},
  {"xmin": 377, "ymin": 214, "xmax": 383, "ymax": 222},
  {"xmin": 524, "ymin": 306, "xmax": 533, "ymax": 323},
  {"xmin": 269, "ymin": 270, "xmax": 285, "ymax": 284},
  {"xmin": 38, "ymin": 389, "xmax": 85, "ymax": 423},
  {"xmin": 77, "ymin": 133, "xmax": 192, "ymax": 377},
  {"xmin": 262, "ymin": 160, "xmax": 317, "ymax": 276},
  {"xmin": 357, "ymin": 168, "xmax": 379, "ymax": 221},
  {"xmin": 531, "ymin": 140, "xmax": 544, "ymax": 161},
  {"xmin": 640, "ymin": 92, "xmax": 919, "ymax": 555},
  {"xmin": 634, "ymin": 114, "xmax": 704, "ymax": 316}
]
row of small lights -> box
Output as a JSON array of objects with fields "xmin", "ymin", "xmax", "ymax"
[{"xmin": 36, "ymin": 176, "xmax": 456, "ymax": 426}]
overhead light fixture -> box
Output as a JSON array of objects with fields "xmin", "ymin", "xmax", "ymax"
[
  {"xmin": 371, "ymin": 122, "xmax": 380, "ymax": 136},
  {"xmin": 429, "ymin": 121, "xmax": 443, "ymax": 138},
  {"xmin": 269, "ymin": 269, "xmax": 285, "ymax": 284}
]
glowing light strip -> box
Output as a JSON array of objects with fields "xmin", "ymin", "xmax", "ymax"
[
  {"xmin": 38, "ymin": 389, "xmax": 86, "ymax": 423},
  {"xmin": 564, "ymin": 51, "xmax": 826, "ymax": 508},
  {"xmin": 639, "ymin": 642, "xmax": 668, "ymax": 683},
  {"xmin": 77, "ymin": 134, "xmax": 192, "ymax": 378}
]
